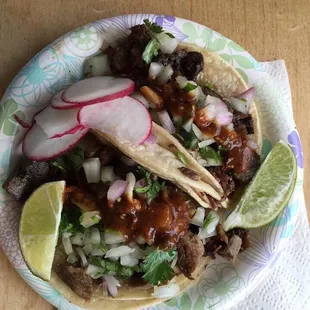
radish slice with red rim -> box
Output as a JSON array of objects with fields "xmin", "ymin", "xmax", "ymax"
[
  {"xmin": 34, "ymin": 105, "xmax": 83, "ymax": 139},
  {"xmin": 62, "ymin": 76, "xmax": 135, "ymax": 106},
  {"xmin": 79, "ymin": 96, "xmax": 152, "ymax": 145},
  {"xmin": 50, "ymin": 90, "xmax": 79, "ymax": 110},
  {"xmin": 14, "ymin": 114, "xmax": 30, "ymax": 129},
  {"xmin": 22, "ymin": 124, "xmax": 88, "ymax": 161}
]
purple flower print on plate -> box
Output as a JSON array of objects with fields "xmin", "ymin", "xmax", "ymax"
[{"xmin": 288, "ymin": 130, "xmax": 303, "ymax": 168}]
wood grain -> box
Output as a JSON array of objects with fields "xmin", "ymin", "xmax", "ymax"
[{"xmin": 0, "ymin": 0, "xmax": 309, "ymax": 309}]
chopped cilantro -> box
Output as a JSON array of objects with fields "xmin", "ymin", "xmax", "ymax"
[
  {"xmin": 141, "ymin": 248, "xmax": 176, "ymax": 285},
  {"xmin": 176, "ymin": 128, "xmax": 198, "ymax": 150},
  {"xmin": 135, "ymin": 167, "xmax": 165, "ymax": 204},
  {"xmin": 89, "ymin": 257, "xmax": 140, "ymax": 279},
  {"xmin": 206, "ymin": 81, "xmax": 214, "ymax": 90},
  {"xmin": 176, "ymin": 151, "xmax": 188, "ymax": 165},
  {"xmin": 142, "ymin": 38, "xmax": 161, "ymax": 64},
  {"xmin": 144, "ymin": 19, "xmax": 163, "ymax": 33},
  {"xmin": 199, "ymin": 146, "xmax": 222, "ymax": 164},
  {"xmin": 184, "ymin": 83, "xmax": 198, "ymax": 92},
  {"xmin": 203, "ymin": 211, "xmax": 217, "ymax": 228},
  {"xmin": 165, "ymin": 32, "xmax": 175, "ymax": 38},
  {"xmin": 240, "ymin": 97, "xmax": 247, "ymax": 102},
  {"xmin": 59, "ymin": 208, "xmax": 84, "ymax": 234},
  {"xmin": 51, "ymin": 146, "xmax": 84, "ymax": 176}
]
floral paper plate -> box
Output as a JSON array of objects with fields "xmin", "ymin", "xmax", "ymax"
[{"xmin": 0, "ymin": 14, "xmax": 303, "ymax": 310}]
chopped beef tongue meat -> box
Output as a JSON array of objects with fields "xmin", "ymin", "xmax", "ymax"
[
  {"xmin": 207, "ymin": 166, "xmax": 235, "ymax": 198},
  {"xmin": 2, "ymin": 161, "xmax": 57, "ymax": 201},
  {"xmin": 218, "ymin": 235, "xmax": 242, "ymax": 263},
  {"xmin": 177, "ymin": 234, "xmax": 204, "ymax": 279},
  {"xmin": 204, "ymin": 225, "xmax": 250, "ymax": 261},
  {"xmin": 55, "ymin": 265, "xmax": 97, "ymax": 300},
  {"xmin": 233, "ymin": 154, "xmax": 260, "ymax": 184},
  {"xmin": 233, "ymin": 111, "xmax": 254, "ymax": 134}
]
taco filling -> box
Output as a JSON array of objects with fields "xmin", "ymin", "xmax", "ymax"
[{"xmin": 3, "ymin": 19, "xmax": 262, "ymax": 306}]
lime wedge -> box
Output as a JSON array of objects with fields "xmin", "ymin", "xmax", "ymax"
[
  {"xmin": 19, "ymin": 181, "xmax": 65, "ymax": 281},
  {"xmin": 223, "ymin": 141, "xmax": 297, "ymax": 230}
]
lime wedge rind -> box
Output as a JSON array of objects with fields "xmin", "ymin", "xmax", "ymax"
[{"xmin": 223, "ymin": 141, "xmax": 297, "ymax": 230}]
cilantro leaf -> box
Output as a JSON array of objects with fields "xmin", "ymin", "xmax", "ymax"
[
  {"xmin": 199, "ymin": 146, "xmax": 222, "ymax": 164},
  {"xmin": 176, "ymin": 151, "xmax": 188, "ymax": 165},
  {"xmin": 206, "ymin": 81, "xmax": 214, "ymax": 90},
  {"xmin": 141, "ymin": 248, "xmax": 176, "ymax": 285},
  {"xmin": 51, "ymin": 146, "xmax": 84, "ymax": 175},
  {"xmin": 143, "ymin": 19, "xmax": 163, "ymax": 33},
  {"xmin": 165, "ymin": 32, "xmax": 175, "ymax": 38},
  {"xmin": 142, "ymin": 38, "xmax": 160, "ymax": 64},
  {"xmin": 184, "ymin": 83, "xmax": 198, "ymax": 92},
  {"xmin": 176, "ymin": 128, "xmax": 198, "ymax": 150},
  {"xmin": 135, "ymin": 166, "xmax": 165, "ymax": 203},
  {"xmin": 59, "ymin": 208, "xmax": 84, "ymax": 234}
]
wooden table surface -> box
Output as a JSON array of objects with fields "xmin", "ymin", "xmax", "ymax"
[{"xmin": 0, "ymin": 0, "xmax": 309, "ymax": 309}]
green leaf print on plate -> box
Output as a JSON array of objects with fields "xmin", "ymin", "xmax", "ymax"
[
  {"xmin": 220, "ymin": 54, "xmax": 233, "ymax": 63},
  {"xmin": 208, "ymin": 38, "xmax": 226, "ymax": 52},
  {"xmin": 193, "ymin": 296, "xmax": 205, "ymax": 310},
  {"xmin": 0, "ymin": 99, "xmax": 25, "ymax": 136},
  {"xmin": 229, "ymin": 41, "xmax": 244, "ymax": 52},
  {"xmin": 182, "ymin": 22, "xmax": 198, "ymax": 43},
  {"xmin": 179, "ymin": 292, "xmax": 192, "ymax": 310},
  {"xmin": 233, "ymin": 55, "xmax": 255, "ymax": 69},
  {"xmin": 164, "ymin": 297, "xmax": 178, "ymax": 307}
]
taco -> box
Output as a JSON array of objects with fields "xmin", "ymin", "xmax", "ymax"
[{"xmin": 3, "ymin": 19, "xmax": 262, "ymax": 310}]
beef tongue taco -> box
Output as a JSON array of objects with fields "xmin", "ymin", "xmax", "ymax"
[{"xmin": 3, "ymin": 19, "xmax": 262, "ymax": 310}]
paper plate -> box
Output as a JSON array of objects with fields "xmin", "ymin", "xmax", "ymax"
[{"xmin": 0, "ymin": 14, "xmax": 303, "ymax": 310}]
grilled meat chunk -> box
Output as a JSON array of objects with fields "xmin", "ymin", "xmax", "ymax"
[
  {"xmin": 177, "ymin": 235, "xmax": 204, "ymax": 279},
  {"xmin": 180, "ymin": 51, "xmax": 204, "ymax": 80},
  {"xmin": 218, "ymin": 235, "xmax": 242, "ymax": 263},
  {"xmin": 233, "ymin": 111, "xmax": 254, "ymax": 134},
  {"xmin": 55, "ymin": 265, "xmax": 96, "ymax": 300},
  {"xmin": 3, "ymin": 161, "xmax": 55, "ymax": 201},
  {"xmin": 233, "ymin": 154, "xmax": 260, "ymax": 184}
]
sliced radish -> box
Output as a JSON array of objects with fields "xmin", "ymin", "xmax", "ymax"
[
  {"xmin": 79, "ymin": 96, "xmax": 152, "ymax": 145},
  {"xmin": 22, "ymin": 124, "xmax": 88, "ymax": 161},
  {"xmin": 62, "ymin": 76, "xmax": 135, "ymax": 106},
  {"xmin": 50, "ymin": 90, "xmax": 79, "ymax": 110},
  {"xmin": 34, "ymin": 105, "xmax": 83, "ymax": 138},
  {"xmin": 14, "ymin": 114, "xmax": 31, "ymax": 129}
]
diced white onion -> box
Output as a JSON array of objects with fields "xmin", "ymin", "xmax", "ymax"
[
  {"xmin": 104, "ymin": 230, "xmax": 125, "ymax": 244},
  {"xmin": 76, "ymin": 247, "xmax": 88, "ymax": 267},
  {"xmin": 83, "ymin": 54, "xmax": 111, "ymax": 77},
  {"xmin": 70, "ymin": 232, "xmax": 84, "ymax": 246},
  {"xmin": 82, "ymin": 244, "xmax": 93, "ymax": 255},
  {"xmin": 175, "ymin": 76, "xmax": 188, "ymax": 89},
  {"xmin": 157, "ymin": 64, "xmax": 174, "ymax": 85},
  {"xmin": 190, "ymin": 207, "xmax": 206, "ymax": 227},
  {"xmin": 198, "ymin": 139, "xmax": 215, "ymax": 148},
  {"xmin": 84, "ymin": 228, "xmax": 101, "ymax": 245},
  {"xmin": 105, "ymin": 245, "xmax": 135, "ymax": 259},
  {"xmin": 152, "ymin": 283, "xmax": 180, "ymax": 299},
  {"xmin": 229, "ymin": 87, "xmax": 255, "ymax": 114},
  {"xmin": 104, "ymin": 275, "xmax": 121, "ymax": 297},
  {"xmin": 171, "ymin": 253, "xmax": 178, "ymax": 268},
  {"xmin": 157, "ymin": 110, "xmax": 176, "ymax": 134},
  {"xmin": 149, "ymin": 62, "xmax": 164, "ymax": 80},
  {"xmin": 101, "ymin": 166, "xmax": 116, "ymax": 183},
  {"xmin": 131, "ymin": 92, "xmax": 150, "ymax": 109},
  {"xmin": 86, "ymin": 264, "xmax": 105, "ymax": 276},
  {"xmin": 155, "ymin": 32, "xmax": 179, "ymax": 54},
  {"xmin": 128, "ymin": 242, "xmax": 146, "ymax": 259},
  {"xmin": 83, "ymin": 158, "xmax": 101, "ymax": 183},
  {"xmin": 67, "ymin": 252, "xmax": 79, "ymax": 264},
  {"xmin": 192, "ymin": 123, "xmax": 204, "ymax": 140},
  {"xmin": 107, "ymin": 180, "xmax": 128, "ymax": 203},
  {"xmin": 80, "ymin": 211, "xmax": 101, "ymax": 228},
  {"xmin": 198, "ymin": 210, "xmax": 220, "ymax": 239},
  {"xmin": 62, "ymin": 235, "xmax": 73, "ymax": 255},
  {"xmin": 91, "ymin": 248, "xmax": 106, "ymax": 257},
  {"xmin": 182, "ymin": 117, "xmax": 194, "ymax": 133},
  {"xmin": 120, "ymin": 254, "xmax": 139, "ymax": 267},
  {"xmin": 125, "ymin": 172, "xmax": 136, "ymax": 201}
]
